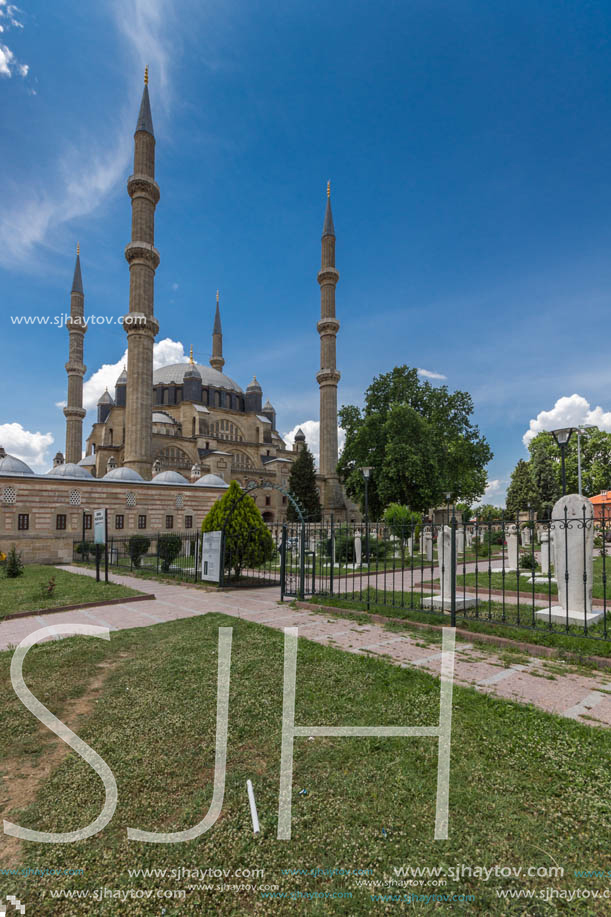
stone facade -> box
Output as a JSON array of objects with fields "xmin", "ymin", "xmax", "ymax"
[{"xmin": 0, "ymin": 473, "xmax": 227, "ymax": 564}]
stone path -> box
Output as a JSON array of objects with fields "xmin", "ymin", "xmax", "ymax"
[{"xmin": 1, "ymin": 565, "xmax": 609, "ymax": 729}]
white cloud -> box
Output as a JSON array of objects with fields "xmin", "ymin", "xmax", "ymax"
[
  {"xmin": 0, "ymin": 3, "xmax": 28, "ymax": 78},
  {"xmin": 0, "ymin": 0, "xmax": 173, "ymax": 265},
  {"xmin": 80, "ymin": 337, "xmax": 186, "ymax": 411},
  {"xmin": 0, "ymin": 422, "xmax": 54, "ymax": 473},
  {"xmin": 417, "ymin": 368, "xmax": 447, "ymax": 380},
  {"xmin": 522, "ymin": 394, "xmax": 611, "ymax": 446},
  {"xmin": 282, "ymin": 420, "xmax": 346, "ymax": 469}
]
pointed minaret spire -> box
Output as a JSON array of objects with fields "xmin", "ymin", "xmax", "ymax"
[
  {"xmin": 136, "ymin": 66, "xmax": 155, "ymax": 137},
  {"xmin": 189, "ymin": 345, "xmax": 194, "ymax": 364},
  {"xmin": 210, "ymin": 290, "xmax": 224, "ymax": 372},
  {"xmin": 123, "ymin": 72, "xmax": 161, "ymax": 478},
  {"xmin": 317, "ymin": 182, "xmax": 342, "ymax": 512},
  {"xmin": 71, "ymin": 242, "xmax": 83, "ymax": 294},
  {"xmin": 322, "ymin": 180, "xmax": 335, "ymax": 238},
  {"xmin": 64, "ymin": 245, "xmax": 87, "ymax": 464}
]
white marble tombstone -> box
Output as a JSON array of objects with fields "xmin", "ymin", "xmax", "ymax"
[
  {"xmin": 456, "ymin": 525, "xmax": 465, "ymax": 555},
  {"xmin": 465, "ymin": 528, "xmax": 473, "ymax": 549},
  {"xmin": 407, "ymin": 535, "xmax": 413, "ymax": 556},
  {"xmin": 536, "ymin": 494, "xmax": 601, "ymax": 625},
  {"xmin": 540, "ymin": 529, "xmax": 550, "ymax": 575},
  {"xmin": 522, "ymin": 525, "xmax": 531, "ymax": 547},
  {"xmin": 506, "ymin": 524, "xmax": 519, "ymax": 571},
  {"xmin": 424, "ymin": 531, "xmax": 433, "ymax": 562},
  {"xmin": 429, "ymin": 525, "xmax": 476, "ymax": 610},
  {"xmin": 354, "ymin": 531, "xmax": 362, "ymax": 567}
]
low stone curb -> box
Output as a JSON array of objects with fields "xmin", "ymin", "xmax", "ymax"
[
  {"xmin": 295, "ymin": 601, "xmax": 611, "ymax": 671},
  {"xmin": 1, "ymin": 593, "xmax": 155, "ymax": 622}
]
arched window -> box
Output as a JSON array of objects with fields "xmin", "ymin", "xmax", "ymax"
[{"xmin": 154, "ymin": 445, "xmax": 193, "ymax": 472}]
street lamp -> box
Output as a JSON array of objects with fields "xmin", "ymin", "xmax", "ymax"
[{"xmin": 550, "ymin": 428, "xmax": 574, "ymax": 496}]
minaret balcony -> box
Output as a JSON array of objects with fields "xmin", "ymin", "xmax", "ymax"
[
  {"xmin": 127, "ymin": 174, "xmax": 161, "ymax": 204},
  {"xmin": 124, "ymin": 241, "xmax": 161, "ymax": 269},
  {"xmin": 63, "ymin": 406, "xmax": 86, "ymax": 420},
  {"xmin": 316, "ymin": 368, "xmax": 341, "ymax": 385},
  {"xmin": 317, "ymin": 267, "xmax": 340, "ymax": 285},
  {"xmin": 66, "ymin": 317, "xmax": 88, "ymax": 334},
  {"xmin": 317, "ymin": 318, "xmax": 340, "ymax": 335},
  {"xmin": 120, "ymin": 312, "xmax": 160, "ymax": 336},
  {"xmin": 64, "ymin": 360, "xmax": 86, "ymax": 375}
]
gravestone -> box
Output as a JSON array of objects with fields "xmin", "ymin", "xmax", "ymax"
[
  {"xmin": 427, "ymin": 525, "xmax": 476, "ymax": 611},
  {"xmin": 354, "ymin": 531, "xmax": 362, "ymax": 567},
  {"xmin": 407, "ymin": 535, "xmax": 413, "ymax": 556},
  {"xmin": 423, "ymin": 531, "xmax": 433, "ymax": 562},
  {"xmin": 522, "ymin": 526, "xmax": 531, "ymax": 547},
  {"xmin": 465, "ymin": 528, "xmax": 473, "ymax": 549},
  {"xmin": 536, "ymin": 494, "xmax": 601, "ymax": 625},
  {"xmin": 456, "ymin": 525, "xmax": 465, "ymax": 555}
]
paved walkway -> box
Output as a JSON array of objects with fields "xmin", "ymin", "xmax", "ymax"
[{"xmin": 1, "ymin": 566, "xmax": 610, "ymax": 729}]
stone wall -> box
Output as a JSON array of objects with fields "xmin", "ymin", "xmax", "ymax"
[{"xmin": 0, "ymin": 475, "xmax": 227, "ymax": 562}]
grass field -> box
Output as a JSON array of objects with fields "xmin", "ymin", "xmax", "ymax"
[
  {"xmin": 0, "ymin": 565, "xmax": 142, "ymax": 618},
  {"xmin": 0, "ymin": 613, "xmax": 609, "ymax": 914}
]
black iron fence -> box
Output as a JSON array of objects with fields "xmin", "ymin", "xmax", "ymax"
[
  {"xmin": 279, "ymin": 506, "xmax": 610, "ymax": 642},
  {"xmin": 73, "ymin": 505, "xmax": 611, "ymax": 642}
]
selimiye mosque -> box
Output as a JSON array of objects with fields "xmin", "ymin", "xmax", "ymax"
[{"xmin": 0, "ymin": 70, "xmax": 355, "ymax": 546}]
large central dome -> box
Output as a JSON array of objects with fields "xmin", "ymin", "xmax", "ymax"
[{"xmin": 153, "ymin": 363, "xmax": 243, "ymax": 393}]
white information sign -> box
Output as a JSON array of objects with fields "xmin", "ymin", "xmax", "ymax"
[
  {"xmin": 94, "ymin": 509, "xmax": 107, "ymax": 545},
  {"xmin": 201, "ymin": 530, "xmax": 222, "ymax": 582}
]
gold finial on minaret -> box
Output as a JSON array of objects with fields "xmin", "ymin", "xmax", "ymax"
[
  {"xmin": 144, "ymin": 65, "xmax": 149, "ymax": 85},
  {"xmin": 76, "ymin": 242, "xmax": 80, "ymax": 255},
  {"xmin": 327, "ymin": 180, "xmax": 331, "ymax": 198},
  {"xmin": 189, "ymin": 345, "xmax": 194, "ymax": 364},
  {"xmin": 216, "ymin": 289, "xmax": 219, "ymax": 303}
]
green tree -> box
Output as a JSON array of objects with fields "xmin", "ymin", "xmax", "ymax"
[
  {"xmin": 5, "ymin": 544, "xmax": 24, "ymax": 578},
  {"xmin": 128, "ymin": 535, "xmax": 150, "ymax": 569},
  {"xmin": 472, "ymin": 503, "xmax": 504, "ymax": 522},
  {"xmin": 505, "ymin": 459, "xmax": 538, "ymax": 517},
  {"xmin": 157, "ymin": 534, "xmax": 182, "ymax": 573},
  {"xmin": 287, "ymin": 446, "xmax": 321, "ymax": 522},
  {"xmin": 337, "ymin": 366, "xmax": 492, "ymax": 517},
  {"xmin": 202, "ymin": 481, "xmax": 274, "ymax": 579},
  {"xmin": 383, "ymin": 504, "xmax": 421, "ymax": 562}
]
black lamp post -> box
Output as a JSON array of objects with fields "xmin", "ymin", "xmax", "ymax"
[
  {"xmin": 361, "ymin": 467, "xmax": 372, "ymax": 564},
  {"xmin": 551, "ymin": 428, "xmax": 574, "ymax": 496}
]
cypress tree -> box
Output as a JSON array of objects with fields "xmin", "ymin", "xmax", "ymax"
[{"xmin": 287, "ymin": 446, "xmax": 321, "ymax": 522}]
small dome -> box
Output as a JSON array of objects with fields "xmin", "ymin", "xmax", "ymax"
[
  {"xmin": 47, "ymin": 462, "xmax": 92, "ymax": 479},
  {"xmin": 115, "ymin": 367, "xmax": 127, "ymax": 384},
  {"xmin": 151, "ymin": 470, "xmax": 189, "ymax": 484},
  {"xmin": 194, "ymin": 473, "xmax": 229, "ymax": 488},
  {"xmin": 246, "ymin": 376, "xmax": 262, "ymax": 392},
  {"xmin": 102, "ymin": 467, "xmax": 144, "ymax": 482},
  {"xmin": 152, "ymin": 411, "xmax": 177, "ymax": 424},
  {"xmin": 78, "ymin": 454, "xmax": 96, "ymax": 466},
  {"xmin": 183, "ymin": 362, "xmax": 202, "ymax": 380},
  {"xmin": 98, "ymin": 389, "xmax": 114, "ymax": 405},
  {"xmin": 294, "ymin": 427, "xmax": 306, "ymax": 441},
  {"xmin": 0, "ymin": 453, "xmax": 35, "ymax": 476},
  {"xmin": 263, "ymin": 399, "xmax": 274, "ymax": 410}
]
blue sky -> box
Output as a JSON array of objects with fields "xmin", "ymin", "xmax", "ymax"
[{"xmin": 3, "ymin": 0, "xmax": 611, "ymax": 502}]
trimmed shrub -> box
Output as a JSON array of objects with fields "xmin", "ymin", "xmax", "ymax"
[
  {"xmin": 6, "ymin": 545, "xmax": 24, "ymax": 578},
  {"xmin": 158, "ymin": 534, "xmax": 183, "ymax": 573},
  {"xmin": 128, "ymin": 535, "xmax": 151, "ymax": 569}
]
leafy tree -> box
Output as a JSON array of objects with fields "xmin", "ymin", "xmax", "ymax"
[
  {"xmin": 128, "ymin": 535, "xmax": 151, "ymax": 569},
  {"xmin": 287, "ymin": 446, "xmax": 321, "ymax": 522},
  {"xmin": 472, "ymin": 503, "xmax": 504, "ymax": 522},
  {"xmin": 202, "ymin": 480, "xmax": 274, "ymax": 579},
  {"xmin": 338, "ymin": 366, "xmax": 492, "ymax": 517},
  {"xmin": 383, "ymin": 504, "xmax": 421, "ymax": 562},
  {"xmin": 157, "ymin": 534, "xmax": 182, "ymax": 573},
  {"xmin": 5, "ymin": 545, "xmax": 24, "ymax": 578},
  {"xmin": 505, "ymin": 459, "xmax": 538, "ymax": 517}
]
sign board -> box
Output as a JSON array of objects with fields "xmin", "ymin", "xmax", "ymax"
[
  {"xmin": 94, "ymin": 509, "xmax": 107, "ymax": 545},
  {"xmin": 201, "ymin": 531, "xmax": 222, "ymax": 582}
]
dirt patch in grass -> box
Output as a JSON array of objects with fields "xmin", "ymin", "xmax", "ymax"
[{"xmin": 0, "ymin": 653, "xmax": 131, "ymax": 867}]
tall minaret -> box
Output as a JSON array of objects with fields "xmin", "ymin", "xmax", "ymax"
[
  {"xmin": 317, "ymin": 181, "xmax": 341, "ymax": 507},
  {"xmin": 63, "ymin": 243, "xmax": 87, "ymax": 464},
  {"xmin": 210, "ymin": 289, "xmax": 224, "ymax": 372},
  {"xmin": 123, "ymin": 67, "xmax": 160, "ymax": 479}
]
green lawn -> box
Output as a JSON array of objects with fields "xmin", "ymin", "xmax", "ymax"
[
  {"xmin": 0, "ymin": 614, "xmax": 609, "ymax": 915},
  {"xmin": 0, "ymin": 565, "xmax": 142, "ymax": 618},
  {"xmin": 459, "ymin": 555, "xmax": 611, "ymax": 600},
  {"xmin": 308, "ymin": 589, "xmax": 611, "ymax": 658}
]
